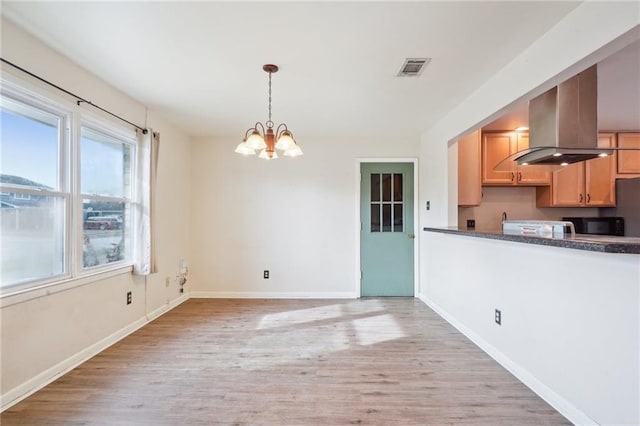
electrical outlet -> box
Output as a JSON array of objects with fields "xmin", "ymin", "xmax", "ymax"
[
  {"xmin": 495, "ymin": 309, "xmax": 501, "ymax": 325},
  {"xmin": 467, "ymin": 219, "xmax": 476, "ymax": 229},
  {"xmin": 126, "ymin": 291, "xmax": 132, "ymax": 305},
  {"xmin": 263, "ymin": 270, "xmax": 269, "ymax": 279},
  {"xmin": 426, "ymin": 201, "xmax": 430, "ymax": 211},
  {"xmin": 165, "ymin": 276, "xmax": 170, "ymax": 287}
]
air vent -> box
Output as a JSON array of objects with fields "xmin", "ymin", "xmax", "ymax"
[{"xmin": 397, "ymin": 58, "xmax": 431, "ymax": 77}]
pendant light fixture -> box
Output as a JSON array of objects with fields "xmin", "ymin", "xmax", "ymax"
[{"xmin": 235, "ymin": 64, "xmax": 303, "ymax": 159}]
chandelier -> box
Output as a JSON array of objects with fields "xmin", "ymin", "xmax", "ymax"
[{"xmin": 235, "ymin": 64, "xmax": 303, "ymax": 159}]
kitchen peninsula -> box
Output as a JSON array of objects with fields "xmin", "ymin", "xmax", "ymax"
[
  {"xmin": 420, "ymin": 226, "xmax": 639, "ymax": 425},
  {"xmin": 423, "ymin": 226, "xmax": 640, "ymax": 253}
]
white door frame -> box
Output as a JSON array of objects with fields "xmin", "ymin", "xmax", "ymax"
[{"xmin": 355, "ymin": 158, "xmax": 419, "ymax": 298}]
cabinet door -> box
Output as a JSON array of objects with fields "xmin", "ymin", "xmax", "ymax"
[
  {"xmin": 515, "ymin": 133, "xmax": 550, "ymax": 185},
  {"xmin": 617, "ymin": 133, "xmax": 640, "ymax": 176},
  {"xmin": 458, "ymin": 130, "xmax": 482, "ymax": 206},
  {"xmin": 551, "ymin": 163, "xmax": 584, "ymax": 206},
  {"xmin": 585, "ymin": 133, "xmax": 616, "ymax": 206},
  {"xmin": 482, "ymin": 132, "xmax": 515, "ymax": 185}
]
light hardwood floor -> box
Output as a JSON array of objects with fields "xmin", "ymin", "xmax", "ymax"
[{"xmin": 2, "ymin": 298, "xmax": 570, "ymax": 425}]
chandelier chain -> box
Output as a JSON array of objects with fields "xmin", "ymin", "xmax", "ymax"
[{"xmin": 267, "ymin": 71, "xmax": 273, "ymax": 127}]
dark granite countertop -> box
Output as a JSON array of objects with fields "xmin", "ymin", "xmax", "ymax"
[{"xmin": 423, "ymin": 227, "xmax": 640, "ymax": 254}]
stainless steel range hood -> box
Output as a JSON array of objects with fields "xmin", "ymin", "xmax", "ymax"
[{"xmin": 512, "ymin": 65, "xmax": 614, "ymax": 166}]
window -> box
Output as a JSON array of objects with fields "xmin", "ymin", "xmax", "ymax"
[
  {"xmin": 370, "ymin": 173, "xmax": 403, "ymax": 232},
  {"xmin": 81, "ymin": 126, "xmax": 134, "ymax": 269},
  {"xmin": 1, "ymin": 94, "xmax": 69, "ymax": 286},
  {"xmin": 0, "ymin": 84, "xmax": 137, "ymax": 292}
]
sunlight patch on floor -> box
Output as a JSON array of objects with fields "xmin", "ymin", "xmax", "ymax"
[
  {"xmin": 353, "ymin": 314, "xmax": 405, "ymax": 346},
  {"xmin": 256, "ymin": 299, "xmax": 385, "ymax": 330},
  {"xmin": 238, "ymin": 300, "xmax": 406, "ymax": 370}
]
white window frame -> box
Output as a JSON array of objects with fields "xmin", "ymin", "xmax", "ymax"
[
  {"xmin": 1, "ymin": 84, "xmax": 72, "ymax": 291},
  {"xmin": 0, "ymin": 79, "xmax": 138, "ymax": 296},
  {"xmin": 77, "ymin": 118, "xmax": 137, "ymax": 273}
]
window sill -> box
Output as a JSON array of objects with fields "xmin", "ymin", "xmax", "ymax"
[{"xmin": 0, "ymin": 265, "xmax": 134, "ymax": 308}]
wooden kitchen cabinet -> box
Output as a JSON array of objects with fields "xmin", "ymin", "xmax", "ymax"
[
  {"xmin": 536, "ymin": 133, "xmax": 616, "ymax": 207},
  {"xmin": 617, "ymin": 132, "xmax": 640, "ymax": 177},
  {"xmin": 458, "ymin": 130, "xmax": 482, "ymax": 206},
  {"xmin": 481, "ymin": 131, "xmax": 550, "ymax": 186}
]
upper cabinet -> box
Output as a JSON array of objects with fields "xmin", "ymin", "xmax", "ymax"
[
  {"xmin": 457, "ymin": 130, "xmax": 482, "ymax": 207},
  {"xmin": 616, "ymin": 132, "xmax": 640, "ymax": 177},
  {"xmin": 536, "ymin": 133, "xmax": 616, "ymax": 207},
  {"xmin": 481, "ymin": 131, "xmax": 550, "ymax": 186}
]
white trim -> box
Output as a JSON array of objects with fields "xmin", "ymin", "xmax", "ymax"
[
  {"xmin": 355, "ymin": 158, "xmax": 419, "ymax": 298},
  {"xmin": 146, "ymin": 293, "xmax": 188, "ymax": 321},
  {"xmin": 417, "ymin": 293, "xmax": 596, "ymax": 426},
  {"xmin": 189, "ymin": 291, "xmax": 358, "ymax": 299}
]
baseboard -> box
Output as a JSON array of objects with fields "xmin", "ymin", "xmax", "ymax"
[
  {"xmin": 0, "ymin": 295, "xmax": 187, "ymax": 412},
  {"xmin": 146, "ymin": 293, "xmax": 189, "ymax": 322},
  {"xmin": 189, "ymin": 291, "xmax": 358, "ymax": 299},
  {"xmin": 417, "ymin": 293, "xmax": 595, "ymax": 426}
]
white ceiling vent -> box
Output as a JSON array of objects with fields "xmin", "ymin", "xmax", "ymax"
[{"xmin": 397, "ymin": 58, "xmax": 431, "ymax": 77}]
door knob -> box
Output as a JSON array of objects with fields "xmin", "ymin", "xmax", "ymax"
[{"xmin": 407, "ymin": 233, "xmax": 415, "ymax": 239}]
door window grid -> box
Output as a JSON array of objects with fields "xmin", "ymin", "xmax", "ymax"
[{"xmin": 370, "ymin": 173, "xmax": 403, "ymax": 232}]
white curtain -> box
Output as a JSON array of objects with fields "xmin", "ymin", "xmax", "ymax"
[{"xmin": 134, "ymin": 129, "xmax": 159, "ymax": 275}]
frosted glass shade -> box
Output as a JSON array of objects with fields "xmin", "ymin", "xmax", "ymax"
[
  {"xmin": 275, "ymin": 131, "xmax": 295, "ymax": 150},
  {"xmin": 259, "ymin": 149, "xmax": 278, "ymax": 160},
  {"xmin": 246, "ymin": 130, "xmax": 267, "ymax": 149},
  {"xmin": 234, "ymin": 141, "xmax": 255, "ymax": 155},
  {"xmin": 284, "ymin": 144, "xmax": 303, "ymax": 157}
]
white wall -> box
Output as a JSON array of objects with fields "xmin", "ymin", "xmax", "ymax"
[
  {"xmin": 189, "ymin": 135, "xmax": 418, "ymax": 297},
  {"xmin": 0, "ymin": 18, "xmax": 192, "ymax": 408},
  {"xmin": 421, "ymin": 232, "xmax": 639, "ymax": 425},
  {"xmin": 418, "ymin": 3, "xmax": 640, "ymax": 425}
]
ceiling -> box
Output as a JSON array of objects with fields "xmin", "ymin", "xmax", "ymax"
[{"xmin": 1, "ymin": 2, "xmax": 596, "ymax": 140}]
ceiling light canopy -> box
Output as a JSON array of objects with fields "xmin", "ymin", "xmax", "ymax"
[{"xmin": 235, "ymin": 64, "xmax": 302, "ymax": 160}]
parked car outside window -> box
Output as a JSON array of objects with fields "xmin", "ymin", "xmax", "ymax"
[{"xmin": 83, "ymin": 216, "xmax": 120, "ymax": 230}]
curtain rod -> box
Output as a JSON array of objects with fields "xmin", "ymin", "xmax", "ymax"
[{"xmin": 1, "ymin": 57, "xmax": 148, "ymax": 134}]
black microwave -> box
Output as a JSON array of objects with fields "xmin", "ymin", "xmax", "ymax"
[{"xmin": 562, "ymin": 217, "xmax": 625, "ymax": 236}]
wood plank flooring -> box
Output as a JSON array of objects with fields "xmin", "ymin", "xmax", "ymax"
[{"xmin": 2, "ymin": 298, "xmax": 570, "ymax": 425}]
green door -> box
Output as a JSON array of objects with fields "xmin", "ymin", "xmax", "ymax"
[{"xmin": 360, "ymin": 162, "xmax": 414, "ymax": 296}]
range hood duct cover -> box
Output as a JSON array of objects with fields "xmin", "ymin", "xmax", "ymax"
[{"xmin": 517, "ymin": 65, "xmax": 612, "ymax": 166}]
